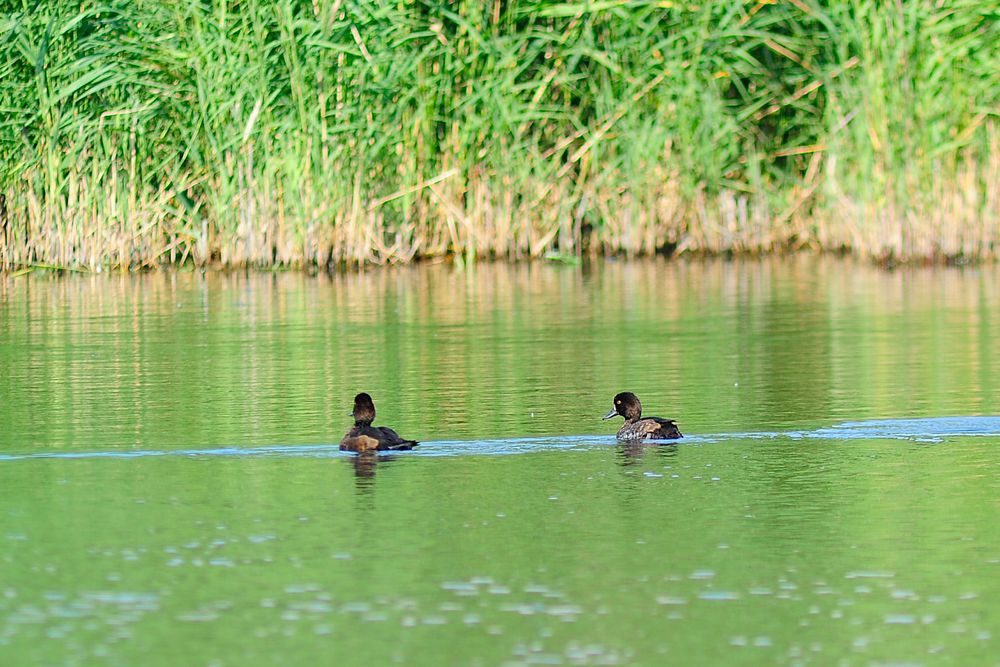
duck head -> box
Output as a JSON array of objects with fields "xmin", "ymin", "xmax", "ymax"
[
  {"xmin": 350, "ymin": 392, "xmax": 376, "ymax": 425},
  {"xmin": 602, "ymin": 392, "xmax": 642, "ymax": 421}
]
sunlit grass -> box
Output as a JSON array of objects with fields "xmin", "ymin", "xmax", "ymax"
[{"xmin": 0, "ymin": 0, "xmax": 997, "ymax": 270}]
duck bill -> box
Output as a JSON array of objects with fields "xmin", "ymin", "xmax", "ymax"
[{"xmin": 602, "ymin": 408, "xmax": 619, "ymax": 421}]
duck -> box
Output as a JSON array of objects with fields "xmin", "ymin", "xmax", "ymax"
[
  {"xmin": 602, "ymin": 392, "xmax": 682, "ymax": 441},
  {"xmin": 340, "ymin": 393, "xmax": 418, "ymax": 452}
]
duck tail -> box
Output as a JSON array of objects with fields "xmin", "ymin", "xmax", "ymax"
[
  {"xmin": 384, "ymin": 439, "xmax": 419, "ymax": 451},
  {"xmin": 654, "ymin": 419, "xmax": 682, "ymax": 439}
]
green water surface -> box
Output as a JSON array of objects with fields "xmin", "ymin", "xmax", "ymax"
[{"xmin": 1, "ymin": 258, "xmax": 999, "ymax": 666}]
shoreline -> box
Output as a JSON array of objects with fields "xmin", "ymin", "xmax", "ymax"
[{"xmin": 0, "ymin": 249, "xmax": 985, "ymax": 279}]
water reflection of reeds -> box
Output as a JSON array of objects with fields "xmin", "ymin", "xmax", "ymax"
[{"xmin": 2, "ymin": 259, "xmax": 999, "ymax": 453}]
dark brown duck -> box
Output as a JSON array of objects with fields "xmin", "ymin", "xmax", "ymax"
[
  {"xmin": 602, "ymin": 392, "xmax": 682, "ymax": 441},
  {"xmin": 340, "ymin": 393, "xmax": 418, "ymax": 452}
]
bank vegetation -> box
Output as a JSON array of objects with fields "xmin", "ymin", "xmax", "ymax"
[{"xmin": 1, "ymin": 1, "xmax": 997, "ymax": 270}]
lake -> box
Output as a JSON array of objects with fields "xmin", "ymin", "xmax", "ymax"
[{"xmin": 2, "ymin": 257, "xmax": 999, "ymax": 666}]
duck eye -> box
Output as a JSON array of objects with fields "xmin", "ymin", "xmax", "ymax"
[{"xmin": 615, "ymin": 400, "xmax": 620, "ymax": 405}]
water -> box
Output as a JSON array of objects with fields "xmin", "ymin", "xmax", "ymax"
[{"xmin": 2, "ymin": 258, "xmax": 1000, "ymax": 666}]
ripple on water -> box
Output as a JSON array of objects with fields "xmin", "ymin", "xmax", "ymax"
[
  {"xmin": 655, "ymin": 596, "xmax": 686, "ymax": 606},
  {"xmin": 845, "ymin": 570, "xmax": 895, "ymax": 580},
  {"xmin": 1, "ymin": 591, "xmax": 160, "ymax": 645},
  {"xmin": 697, "ymin": 591, "xmax": 741, "ymax": 601},
  {"xmin": 884, "ymin": 614, "xmax": 917, "ymax": 625}
]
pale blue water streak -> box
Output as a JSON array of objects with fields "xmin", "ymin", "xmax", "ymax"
[{"xmin": 2, "ymin": 417, "xmax": 997, "ymax": 461}]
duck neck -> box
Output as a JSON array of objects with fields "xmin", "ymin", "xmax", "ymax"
[{"xmin": 622, "ymin": 409, "xmax": 642, "ymax": 424}]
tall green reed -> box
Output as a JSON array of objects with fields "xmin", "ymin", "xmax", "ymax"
[{"xmin": 0, "ymin": 0, "xmax": 996, "ymax": 270}]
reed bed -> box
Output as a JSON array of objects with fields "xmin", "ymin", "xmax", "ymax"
[{"xmin": 1, "ymin": 0, "xmax": 997, "ymax": 270}]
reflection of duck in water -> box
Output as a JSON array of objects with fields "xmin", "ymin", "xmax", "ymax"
[
  {"xmin": 340, "ymin": 393, "xmax": 419, "ymax": 452},
  {"xmin": 616, "ymin": 441, "xmax": 679, "ymax": 465},
  {"xmin": 349, "ymin": 452, "xmax": 399, "ymax": 483},
  {"xmin": 603, "ymin": 392, "xmax": 682, "ymax": 441}
]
